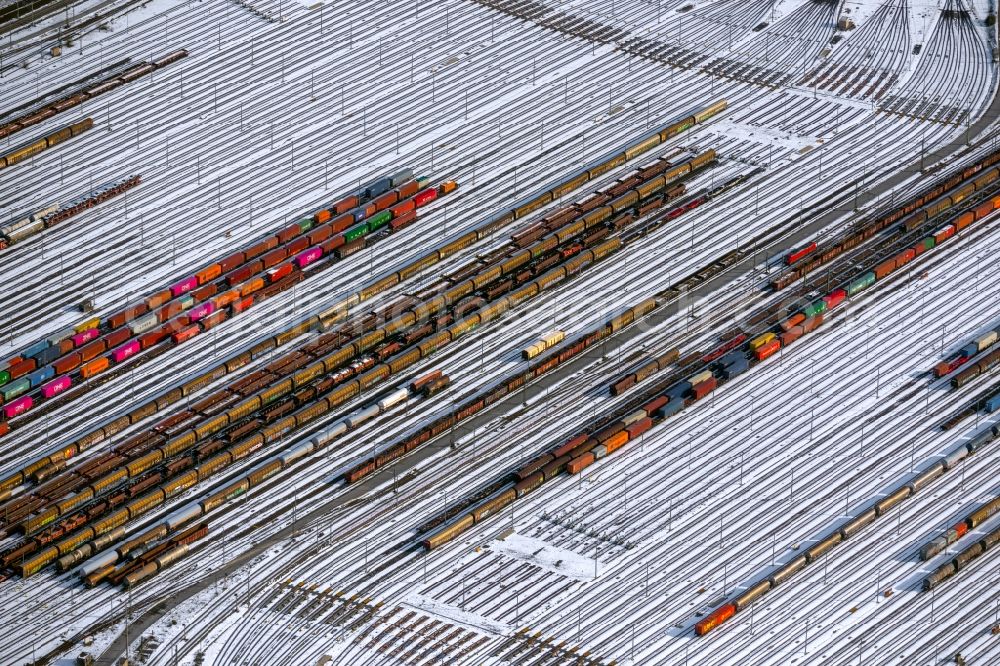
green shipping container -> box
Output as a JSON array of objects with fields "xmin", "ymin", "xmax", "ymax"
[
  {"xmin": 367, "ymin": 210, "xmax": 391, "ymax": 231},
  {"xmin": 921, "ymin": 237, "xmax": 935, "ymax": 251},
  {"xmin": 296, "ymin": 218, "xmax": 314, "ymax": 233},
  {"xmin": 0, "ymin": 369, "xmax": 8, "ymax": 387},
  {"xmin": 2, "ymin": 377, "xmax": 30, "ymax": 401},
  {"xmin": 345, "ymin": 223, "xmax": 368, "ymax": 242},
  {"xmin": 846, "ymin": 271, "xmax": 876, "ymax": 296},
  {"xmin": 801, "ymin": 300, "xmax": 827, "ymax": 319}
]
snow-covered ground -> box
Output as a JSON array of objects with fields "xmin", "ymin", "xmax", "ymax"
[{"xmin": 0, "ymin": 0, "xmax": 998, "ymax": 664}]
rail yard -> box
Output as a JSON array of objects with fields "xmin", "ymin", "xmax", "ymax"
[{"xmin": 1, "ymin": 0, "xmax": 999, "ymax": 664}]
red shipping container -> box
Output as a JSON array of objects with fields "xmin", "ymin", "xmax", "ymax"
[
  {"xmin": 893, "ymin": 248, "xmax": 915, "ymax": 268},
  {"xmin": 308, "ymin": 225, "xmax": 333, "ymax": 245},
  {"xmin": 933, "ymin": 224, "xmax": 956, "ymax": 244},
  {"xmin": 219, "ymin": 251, "xmax": 245, "ymax": 273},
  {"xmin": 104, "ymin": 327, "xmax": 132, "ymax": 349},
  {"xmin": 552, "ymin": 433, "xmax": 589, "ymax": 459},
  {"xmin": 320, "ymin": 234, "xmax": 346, "ymax": 254},
  {"xmin": 8, "ymin": 358, "xmax": 36, "ymax": 379},
  {"xmin": 824, "ymin": 288, "xmax": 846, "ymax": 310},
  {"xmin": 389, "ymin": 210, "xmax": 417, "ymax": 231},
  {"xmin": 695, "ymin": 604, "xmax": 735, "ymax": 636},
  {"xmin": 232, "ymin": 296, "xmax": 254, "ymax": 314},
  {"xmin": 390, "ymin": 198, "xmax": 416, "ymax": 218},
  {"xmin": 643, "ymin": 395, "xmax": 669, "ymax": 415},
  {"xmin": 260, "ymin": 247, "xmax": 287, "ymax": 270},
  {"xmin": 172, "ymin": 325, "xmax": 200, "ymax": 344},
  {"xmin": 414, "ymin": 188, "xmax": 438, "ymax": 206},
  {"xmin": 53, "ymin": 353, "xmax": 82, "ymax": 375},
  {"xmin": 691, "ymin": 377, "xmax": 717, "ymax": 400},
  {"xmin": 755, "ymin": 339, "xmax": 781, "ymax": 361},
  {"xmin": 266, "ymin": 263, "xmax": 294, "ymax": 283},
  {"xmin": 625, "ymin": 417, "xmax": 653, "ymax": 439},
  {"xmin": 286, "ymin": 236, "xmax": 309, "ymax": 255}
]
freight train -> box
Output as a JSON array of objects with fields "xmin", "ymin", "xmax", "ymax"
[
  {"xmin": 0, "ymin": 50, "xmax": 188, "ymax": 142},
  {"xmin": 0, "ymin": 171, "xmax": 452, "ymax": 429},
  {"xmin": 0, "ymin": 176, "xmax": 141, "ymax": 248},
  {"xmin": 698, "ymin": 424, "xmax": 999, "ymax": 635},
  {"xmin": 0, "ymin": 100, "xmax": 729, "ymax": 522},
  {"xmin": 0, "ymin": 118, "xmax": 93, "ymax": 171},
  {"xmin": 419, "ymin": 150, "xmax": 1000, "ymax": 557},
  {"xmin": 10, "ymin": 140, "xmax": 723, "ymax": 575},
  {"xmin": 772, "ymin": 146, "xmax": 1000, "ymax": 291}
]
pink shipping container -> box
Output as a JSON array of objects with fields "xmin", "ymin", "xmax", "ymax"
[
  {"xmin": 170, "ymin": 276, "xmax": 198, "ymax": 297},
  {"xmin": 4, "ymin": 395, "xmax": 33, "ymax": 419},
  {"xmin": 71, "ymin": 328, "xmax": 100, "ymax": 347},
  {"xmin": 41, "ymin": 375, "xmax": 71, "ymax": 398},
  {"xmin": 112, "ymin": 340, "xmax": 141, "ymax": 363},
  {"xmin": 188, "ymin": 302, "xmax": 215, "ymax": 323},
  {"xmin": 295, "ymin": 247, "xmax": 323, "ymax": 269}
]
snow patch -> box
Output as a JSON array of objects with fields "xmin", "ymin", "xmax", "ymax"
[
  {"xmin": 401, "ymin": 592, "xmax": 513, "ymax": 637},
  {"xmin": 488, "ymin": 532, "xmax": 599, "ymax": 581}
]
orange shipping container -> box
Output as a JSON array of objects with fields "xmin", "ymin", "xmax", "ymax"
[
  {"xmin": 604, "ymin": 430, "xmax": 629, "ymax": 455},
  {"xmin": 754, "ymin": 339, "xmax": 781, "ymax": 361},
  {"xmin": 195, "ymin": 264, "xmax": 222, "ymax": 285},
  {"xmin": 780, "ymin": 313, "xmax": 805, "ymax": 332},
  {"xmin": 955, "ymin": 211, "xmax": 975, "ymax": 231},
  {"xmin": 212, "ymin": 290, "xmax": 240, "ymax": 309},
  {"xmin": 239, "ymin": 277, "xmax": 265, "ymax": 297},
  {"xmin": 566, "ymin": 453, "xmax": 595, "ymax": 474},
  {"xmin": 313, "ymin": 209, "xmax": 332, "ymax": 224},
  {"xmin": 172, "ymin": 325, "xmax": 200, "ymax": 344},
  {"xmin": 874, "ymin": 258, "xmax": 896, "ymax": 280},
  {"xmin": 802, "ymin": 313, "xmax": 824, "ymax": 334},
  {"xmin": 145, "ymin": 289, "xmax": 172, "ymax": 310},
  {"xmin": 78, "ymin": 339, "xmax": 106, "ymax": 363},
  {"xmin": 81, "ymin": 356, "xmax": 109, "ymax": 379},
  {"xmin": 781, "ymin": 326, "xmax": 804, "ymax": 347},
  {"xmin": 893, "ymin": 248, "xmax": 915, "ymax": 267},
  {"xmin": 695, "ymin": 604, "xmax": 736, "ymax": 636}
]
